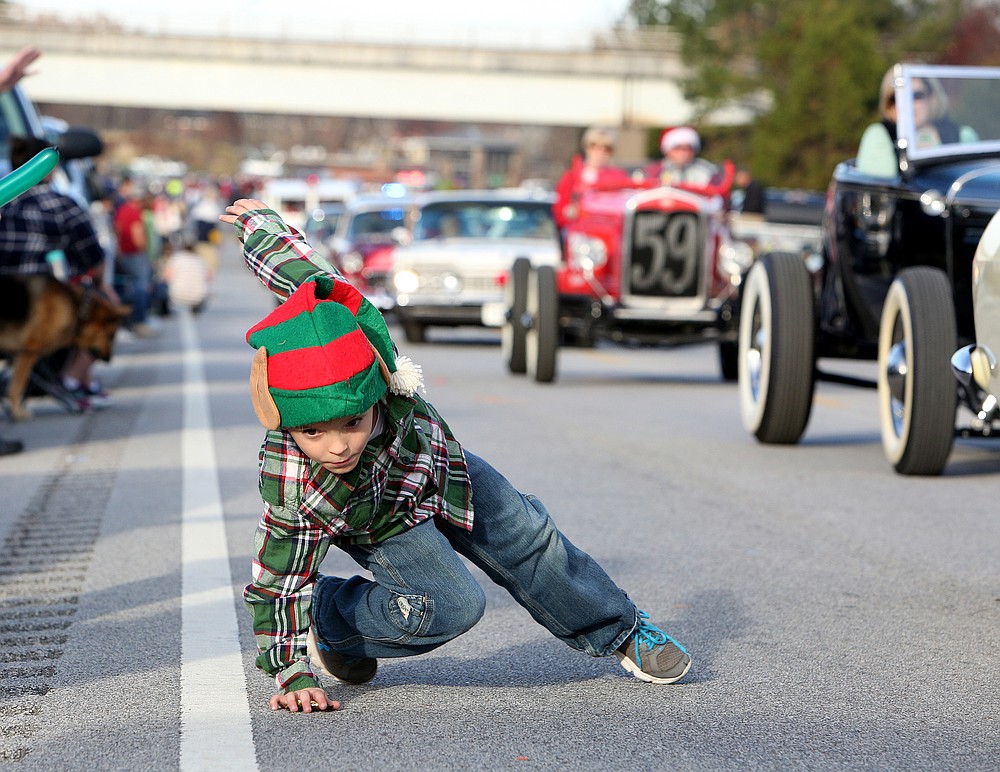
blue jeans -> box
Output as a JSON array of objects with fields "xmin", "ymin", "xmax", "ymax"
[
  {"xmin": 311, "ymin": 451, "xmax": 638, "ymax": 659},
  {"xmin": 115, "ymin": 251, "xmax": 152, "ymax": 324}
]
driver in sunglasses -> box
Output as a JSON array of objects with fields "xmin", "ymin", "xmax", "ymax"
[{"xmin": 856, "ymin": 67, "xmax": 979, "ymax": 177}]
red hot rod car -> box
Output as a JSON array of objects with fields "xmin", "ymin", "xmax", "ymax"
[{"xmin": 502, "ymin": 162, "xmax": 758, "ymax": 382}]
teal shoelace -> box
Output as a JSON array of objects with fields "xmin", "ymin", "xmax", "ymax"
[{"xmin": 632, "ymin": 610, "xmax": 688, "ymax": 668}]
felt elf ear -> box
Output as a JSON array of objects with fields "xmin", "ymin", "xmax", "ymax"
[
  {"xmin": 368, "ymin": 340, "xmax": 392, "ymax": 385},
  {"xmin": 250, "ymin": 347, "xmax": 281, "ymax": 430}
]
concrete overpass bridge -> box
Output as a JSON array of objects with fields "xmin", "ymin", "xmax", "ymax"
[
  {"xmin": 0, "ymin": 18, "xmax": 744, "ymax": 181},
  {"xmin": 3, "ymin": 21, "xmax": 697, "ymax": 128}
]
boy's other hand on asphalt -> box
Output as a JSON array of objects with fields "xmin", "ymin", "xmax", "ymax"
[{"xmin": 270, "ymin": 687, "xmax": 340, "ymax": 713}]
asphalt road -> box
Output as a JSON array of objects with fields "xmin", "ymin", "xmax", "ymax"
[{"xmin": 0, "ymin": 240, "xmax": 997, "ymax": 770}]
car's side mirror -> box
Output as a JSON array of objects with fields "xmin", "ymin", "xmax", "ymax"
[
  {"xmin": 392, "ymin": 226, "xmax": 412, "ymax": 246},
  {"xmin": 58, "ymin": 127, "xmax": 104, "ymax": 160}
]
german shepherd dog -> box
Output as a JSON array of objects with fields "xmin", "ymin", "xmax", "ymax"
[{"xmin": 0, "ymin": 274, "xmax": 130, "ymax": 419}]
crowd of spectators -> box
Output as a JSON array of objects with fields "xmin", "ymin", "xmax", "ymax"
[
  {"xmin": 0, "ymin": 46, "xmax": 258, "ymax": 455},
  {"xmin": 1, "ymin": 158, "xmax": 252, "ymax": 446}
]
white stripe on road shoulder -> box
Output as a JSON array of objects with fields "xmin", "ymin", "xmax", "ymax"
[{"xmin": 178, "ymin": 309, "xmax": 258, "ymax": 771}]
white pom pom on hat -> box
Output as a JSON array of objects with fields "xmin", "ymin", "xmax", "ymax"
[{"xmin": 388, "ymin": 355, "xmax": 425, "ymax": 396}]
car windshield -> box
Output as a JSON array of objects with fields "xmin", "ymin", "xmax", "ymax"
[
  {"xmin": 349, "ymin": 207, "xmax": 408, "ymax": 241},
  {"xmin": 412, "ymin": 200, "xmax": 556, "ymax": 241},
  {"xmin": 304, "ymin": 206, "xmax": 344, "ymax": 240},
  {"xmin": 895, "ymin": 65, "xmax": 1000, "ymax": 164}
]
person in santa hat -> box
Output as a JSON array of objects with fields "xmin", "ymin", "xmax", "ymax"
[{"xmin": 646, "ymin": 126, "xmax": 721, "ymax": 189}]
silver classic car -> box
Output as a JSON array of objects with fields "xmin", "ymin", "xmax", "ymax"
[{"xmin": 389, "ymin": 189, "xmax": 560, "ymax": 343}]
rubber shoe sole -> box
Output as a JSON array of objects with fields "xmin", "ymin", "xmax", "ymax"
[{"xmin": 306, "ymin": 627, "xmax": 377, "ymax": 685}]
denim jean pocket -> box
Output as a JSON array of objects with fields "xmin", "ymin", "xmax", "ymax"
[{"xmin": 385, "ymin": 592, "xmax": 432, "ymax": 641}]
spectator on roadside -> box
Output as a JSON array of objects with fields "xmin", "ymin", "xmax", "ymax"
[
  {"xmin": 160, "ymin": 236, "xmax": 212, "ymax": 314},
  {"xmin": 89, "ymin": 177, "xmax": 119, "ymax": 290},
  {"xmin": 188, "ymin": 181, "xmax": 223, "ymax": 282},
  {"xmin": 142, "ymin": 189, "xmax": 172, "ymax": 317},
  {"xmin": 0, "ymin": 46, "xmax": 41, "ymax": 456},
  {"xmin": 0, "ymin": 46, "xmax": 40, "ymax": 92},
  {"xmin": 113, "ymin": 174, "xmax": 158, "ymax": 337},
  {"xmin": 0, "ymin": 135, "xmax": 120, "ymax": 409},
  {"xmin": 189, "ymin": 182, "xmax": 224, "ymax": 244},
  {"xmin": 645, "ymin": 126, "xmax": 721, "ymax": 188},
  {"xmin": 553, "ymin": 125, "xmax": 633, "ymax": 230},
  {"xmin": 734, "ymin": 167, "xmax": 767, "ymax": 215}
]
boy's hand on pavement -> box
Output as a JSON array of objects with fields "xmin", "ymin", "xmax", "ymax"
[{"xmin": 270, "ymin": 687, "xmax": 340, "ymax": 713}]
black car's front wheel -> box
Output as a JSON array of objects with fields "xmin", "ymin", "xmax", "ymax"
[
  {"xmin": 738, "ymin": 252, "xmax": 816, "ymax": 444},
  {"xmin": 502, "ymin": 257, "xmax": 530, "ymax": 374},
  {"xmin": 877, "ymin": 267, "xmax": 957, "ymax": 475}
]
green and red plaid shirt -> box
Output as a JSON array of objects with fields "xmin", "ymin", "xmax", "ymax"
[{"xmin": 235, "ymin": 208, "xmax": 474, "ymax": 692}]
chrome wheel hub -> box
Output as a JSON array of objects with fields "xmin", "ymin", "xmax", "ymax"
[
  {"xmin": 885, "ymin": 339, "xmax": 908, "ymax": 436},
  {"xmin": 748, "ymin": 323, "xmax": 765, "ymax": 401}
]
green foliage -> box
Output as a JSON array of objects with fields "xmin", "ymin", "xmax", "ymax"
[
  {"xmin": 626, "ymin": 0, "xmax": 1000, "ymax": 189},
  {"xmin": 749, "ymin": 0, "xmax": 885, "ymax": 187}
]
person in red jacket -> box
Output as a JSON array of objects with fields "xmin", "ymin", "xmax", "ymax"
[
  {"xmin": 113, "ymin": 175, "xmax": 158, "ymax": 337},
  {"xmin": 553, "ymin": 125, "xmax": 633, "ymax": 230}
]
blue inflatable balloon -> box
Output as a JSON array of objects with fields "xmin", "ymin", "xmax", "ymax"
[{"xmin": 0, "ymin": 147, "xmax": 60, "ymax": 207}]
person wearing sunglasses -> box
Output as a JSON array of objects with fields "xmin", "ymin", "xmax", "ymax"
[
  {"xmin": 553, "ymin": 124, "xmax": 633, "ymax": 230},
  {"xmin": 856, "ymin": 67, "xmax": 979, "ymax": 177}
]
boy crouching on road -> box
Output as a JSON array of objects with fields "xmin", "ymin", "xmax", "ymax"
[{"xmin": 221, "ymin": 198, "xmax": 692, "ymax": 713}]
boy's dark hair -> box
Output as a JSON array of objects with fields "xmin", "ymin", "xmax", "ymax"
[{"xmin": 9, "ymin": 135, "xmax": 53, "ymax": 170}]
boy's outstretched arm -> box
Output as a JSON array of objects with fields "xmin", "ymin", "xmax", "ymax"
[
  {"xmin": 221, "ymin": 198, "xmax": 346, "ymax": 300},
  {"xmin": 220, "ymin": 198, "xmax": 272, "ymax": 228}
]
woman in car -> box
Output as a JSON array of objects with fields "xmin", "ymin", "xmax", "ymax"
[
  {"xmin": 856, "ymin": 67, "xmax": 979, "ymax": 177},
  {"xmin": 553, "ymin": 125, "xmax": 633, "ymax": 230}
]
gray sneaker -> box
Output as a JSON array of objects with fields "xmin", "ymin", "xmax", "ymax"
[
  {"xmin": 306, "ymin": 627, "xmax": 377, "ymax": 685},
  {"xmin": 615, "ymin": 610, "xmax": 691, "ymax": 684}
]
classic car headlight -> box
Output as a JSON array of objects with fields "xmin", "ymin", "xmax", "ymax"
[
  {"xmin": 341, "ymin": 250, "xmax": 364, "ymax": 275},
  {"xmin": 718, "ymin": 241, "xmax": 755, "ymax": 278},
  {"xmin": 393, "ymin": 270, "xmax": 420, "ymax": 294},
  {"xmin": 566, "ymin": 232, "xmax": 608, "ymax": 272}
]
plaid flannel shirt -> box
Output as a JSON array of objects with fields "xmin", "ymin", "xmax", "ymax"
[
  {"xmin": 0, "ymin": 184, "xmax": 105, "ymax": 277},
  {"xmin": 235, "ymin": 208, "xmax": 474, "ymax": 692}
]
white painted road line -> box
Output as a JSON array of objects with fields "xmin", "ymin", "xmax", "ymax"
[{"xmin": 178, "ymin": 309, "xmax": 258, "ymax": 771}]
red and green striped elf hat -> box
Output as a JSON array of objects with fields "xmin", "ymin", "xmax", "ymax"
[{"xmin": 245, "ymin": 275, "xmax": 423, "ymax": 430}]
